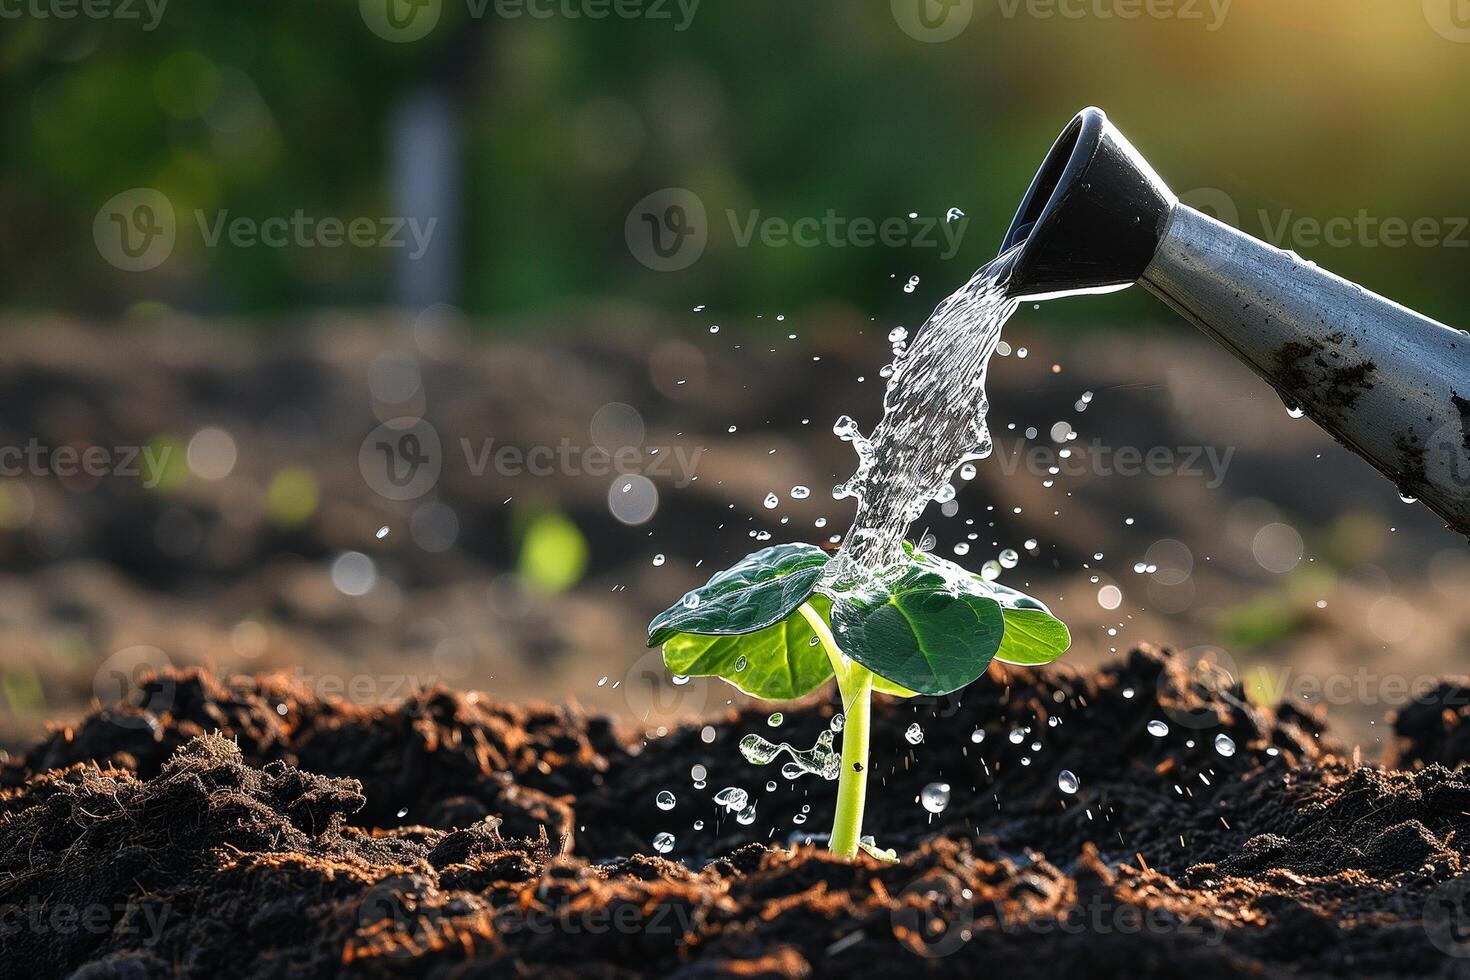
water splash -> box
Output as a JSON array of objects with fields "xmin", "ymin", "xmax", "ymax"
[
  {"xmin": 825, "ymin": 256, "xmax": 1020, "ymax": 587},
  {"xmin": 740, "ymin": 730, "xmax": 840, "ymax": 781}
]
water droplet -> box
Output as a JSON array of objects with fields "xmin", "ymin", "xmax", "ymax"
[
  {"xmin": 959, "ymin": 462, "xmax": 977, "ymax": 481},
  {"xmin": 682, "ymin": 592, "xmax": 701, "ymax": 609},
  {"xmin": 998, "ymin": 548, "xmax": 1019, "ymax": 568},
  {"xmin": 830, "ymin": 713, "xmax": 845, "ymax": 732},
  {"xmin": 763, "ymin": 492, "xmax": 779, "ymax": 509},
  {"xmin": 1286, "ymin": 405, "xmax": 1305, "ymax": 419},
  {"xmin": 903, "ymin": 276, "xmax": 920, "ymax": 294},
  {"xmin": 714, "ymin": 787, "xmax": 749, "ymax": 811},
  {"xmin": 693, "ymin": 819, "xmax": 704, "ymax": 830},
  {"xmin": 904, "ymin": 723, "xmax": 924, "ymax": 745},
  {"xmin": 1147, "ymin": 719, "xmax": 1169, "ymax": 737},
  {"xmin": 375, "ymin": 526, "xmax": 390, "ymax": 539},
  {"xmin": 970, "ymin": 728, "xmax": 985, "ymax": 744},
  {"xmin": 945, "ymin": 207, "xmax": 965, "ymax": 222},
  {"xmin": 652, "ymin": 832, "xmax": 675, "ymax": 854},
  {"xmin": 920, "ymin": 782, "xmax": 950, "ymax": 814},
  {"xmin": 690, "ymin": 764, "xmax": 707, "ymax": 781},
  {"xmin": 953, "ymin": 542, "xmax": 970, "ymax": 556},
  {"xmin": 767, "ymin": 712, "xmax": 783, "ymax": 726},
  {"xmin": 1008, "ymin": 728, "xmax": 1025, "ymax": 745},
  {"xmin": 888, "ymin": 327, "xmax": 909, "ymax": 344},
  {"xmin": 1057, "ymin": 769, "xmax": 1080, "ymax": 794},
  {"xmin": 734, "ymin": 656, "xmax": 748, "ymax": 672},
  {"xmin": 791, "ymin": 486, "xmax": 810, "ymax": 500},
  {"xmin": 1214, "ymin": 733, "xmax": 1237, "ymax": 757},
  {"xmin": 652, "ymin": 554, "xmax": 666, "ymax": 566},
  {"xmin": 736, "ymin": 803, "xmax": 758, "ymax": 825},
  {"xmin": 656, "ymin": 790, "xmax": 676, "ymax": 811},
  {"xmin": 709, "ymin": 324, "xmax": 720, "ymax": 333}
]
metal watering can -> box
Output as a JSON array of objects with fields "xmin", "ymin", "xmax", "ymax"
[{"xmin": 997, "ymin": 106, "xmax": 1470, "ymax": 539}]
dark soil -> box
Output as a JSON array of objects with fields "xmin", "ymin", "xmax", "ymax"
[{"xmin": 4, "ymin": 647, "xmax": 1470, "ymax": 977}]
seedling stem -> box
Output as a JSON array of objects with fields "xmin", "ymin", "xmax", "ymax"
[{"xmin": 799, "ymin": 600, "xmax": 872, "ymax": 858}]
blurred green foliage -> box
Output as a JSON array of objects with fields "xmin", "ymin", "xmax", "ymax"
[{"xmin": 3, "ymin": 1, "xmax": 1470, "ymax": 326}]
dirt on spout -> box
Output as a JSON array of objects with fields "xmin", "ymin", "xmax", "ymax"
[{"xmin": 2, "ymin": 647, "xmax": 1470, "ymax": 978}]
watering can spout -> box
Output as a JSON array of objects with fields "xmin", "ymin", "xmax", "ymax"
[{"xmin": 1002, "ymin": 107, "xmax": 1470, "ymax": 538}]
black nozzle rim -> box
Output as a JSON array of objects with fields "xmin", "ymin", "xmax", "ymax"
[{"xmin": 1000, "ymin": 107, "xmax": 1174, "ymax": 299}]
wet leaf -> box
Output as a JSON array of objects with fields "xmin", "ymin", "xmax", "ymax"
[
  {"xmin": 647, "ymin": 543, "xmax": 829, "ymax": 646},
  {"xmin": 662, "ymin": 595, "xmax": 835, "ymax": 700},
  {"xmin": 994, "ymin": 608, "xmax": 1071, "ymax": 666},
  {"xmin": 830, "ymin": 567, "xmax": 1004, "ymax": 696}
]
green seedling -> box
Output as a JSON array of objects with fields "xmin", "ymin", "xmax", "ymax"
[{"xmin": 647, "ymin": 541, "xmax": 1071, "ymax": 859}]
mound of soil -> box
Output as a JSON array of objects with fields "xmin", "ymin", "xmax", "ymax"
[{"xmin": 4, "ymin": 647, "xmax": 1470, "ymax": 977}]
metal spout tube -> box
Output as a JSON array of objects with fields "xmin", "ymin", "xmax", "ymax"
[{"xmin": 1141, "ymin": 206, "xmax": 1470, "ymax": 536}]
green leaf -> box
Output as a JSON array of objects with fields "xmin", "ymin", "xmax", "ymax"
[
  {"xmin": 662, "ymin": 595, "xmax": 835, "ymax": 700},
  {"xmin": 994, "ymin": 608, "xmax": 1072, "ymax": 666},
  {"xmin": 647, "ymin": 543, "xmax": 829, "ymax": 647},
  {"xmin": 829, "ymin": 566, "xmax": 1004, "ymax": 696},
  {"xmin": 901, "ymin": 544, "xmax": 1070, "ymax": 668}
]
